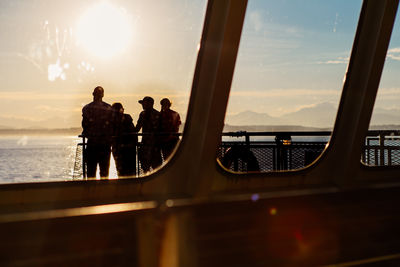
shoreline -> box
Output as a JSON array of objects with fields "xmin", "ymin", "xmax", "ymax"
[{"xmin": 0, "ymin": 128, "xmax": 82, "ymax": 136}]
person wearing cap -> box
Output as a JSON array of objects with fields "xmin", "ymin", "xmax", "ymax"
[
  {"xmin": 135, "ymin": 96, "xmax": 162, "ymax": 173},
  {"xmin": 82, "ymin": 86, "xmax": 114, "ymax": 179},
  {"xmin": 159, "ymin": 98, "xmax": 181, "ymax": 160}
]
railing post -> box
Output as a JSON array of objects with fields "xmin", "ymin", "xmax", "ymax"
[
  {"xmin": 380, "ymin": 133, "xmax": 385, "ymax": 166},
  {"xmin": 272, "ymin": 147, "xmax": 276, "ymax": 171},
  {"xmin": 366, "ymin": 138, "xmax": 370, "ymax": 165},
  {"xmin": 82, "ymin": 135, "xmax": 87, "ymax": 179},
  {"xmin": 374, "ymin": 147, "xmax": 379, "ymax": 166},
  {"xmin": 233, "ymin": 144, "xmax": 239, "ymax": 172},
  {"xmin": 136, "ymin": 144, "xmax": 140, "ymax": 177},
  {"xmin": 245, "ymin": 132, "xmax": 250, "ymax": 172},
  {"xmin": 245, "ymin": 133, "xmax": 250, "ymax": 147}
]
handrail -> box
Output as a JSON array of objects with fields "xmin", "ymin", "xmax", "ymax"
[
  {"xmin": 75, "ymin": 130, "xmax": 400, "ymax": 177},
  {"xmin": 78, "ymin": 130, "xmax": 400, "ymax": 139},
  {"xmin": 222, "ymin": 131, "xmax": 331, "ymax": 137}
]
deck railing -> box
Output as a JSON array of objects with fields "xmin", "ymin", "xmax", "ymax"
[
  {"xmin": 363, "ymin": 130, "xmax": 400, "ymax": 166},
  {"xmin": 219, "ymin": 131, "xmax": 330, "ymax": 172},
  {"xmin": 73, "ymin": 130, "xmax": 400, "ymax": 178}
]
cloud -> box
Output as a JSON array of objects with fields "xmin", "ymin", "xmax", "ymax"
[
  {"xmin": 230, "ymin": 88, "xmax": 340, "ymax": 98},
  {"xmin": 284, "ymin": 26, "xmax": 302, "ymax": 36},
  {"xmin": 249, "ymin": 11, "xmax": 263, "ymax": 32},
  {"xmin": 374, "ymin": 87, "xmax": 400, "ymax": 102},
  {"xmin": 317, "ymin": 46, "xmax": 400, "ymax": 64},
  {"xmin": 388, "ymin": 47, "xmax": 400, "ymax": 61},
  {"xmin": 376, "ymin": 87, "xmax": 400, "ymax": 95},
  {"xmin": 292, "ymin": 101, "xmax": 336, "ymax": 112},
  {"xmin": 318, "ymin": 56, "xmax": 349, "ymax": 64},
  {"xmin": 333, "ymin": 13, "xmax": 339, "ymax": 33},
  {"xmin": 227, "ymin": 88, "xmax": 342, "ymax": 117},
  {"xmin": 0, "ymin": 90, "xmax": 190, "ymax": 101},
  {"xmin": 0, "ymin": 92, "xmax": 88, "ymax": 100},
  {"xmin": 34, "ymin": 105, "xmax": 73, "ymax": 113}
]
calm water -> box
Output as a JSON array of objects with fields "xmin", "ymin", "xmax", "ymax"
[
  {"xmin": 2, "ymin": 134, "xmax": 396, "ymax": 183},
  {"xmin": 0, "ymin": 136, "xmax": 118, "ymax": 184},
  {"xmin": 0, "ymin": 135, "xmax": 333, "ymax": 184}
]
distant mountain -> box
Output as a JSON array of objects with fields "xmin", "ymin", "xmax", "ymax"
[
  {"xmin": 226, "ymin": 102, "xmax": 400, "ymax": 128},
  {"xmin": 369, "ymin": 124, "xmax": 400, "ymax": 130},
  {"xmin": 0, "ymin": 115, "xmax": 80, "ymax": 129},
  {"xmin": 226, "ymin": 102, "xmax": 336, "ymax": 127},
  {"xmin": 223, "ymin": 124, "xmax": 330, "ymax": 132},
  {"xmin": 1, "ymin": 102, "xmax": 400, "ymax": 130},
  {"xmin": 370, "ymin": 107, "xmax": 400, "ymax": 125},
  {"xmin": 280, "ymin": 102, "xmax": 337, "ymax": 127},
  {"xmin": 0, "ymin": 127, "xmax": 82, "ymax": 136},
  {"xmin": 226, "ymin": 110, "xmax": 284, "ymax": 125}
]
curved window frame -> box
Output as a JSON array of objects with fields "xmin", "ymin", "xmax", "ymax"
[{"xmin": 0, "ymin": 0, "xmax": 398, "ymax": 210}]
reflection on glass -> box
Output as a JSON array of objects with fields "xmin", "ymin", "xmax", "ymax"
[
  {"xmin": 218, "ymin": 0, "xmax": 361, "ymax": 173},
  {"xmin": 0, "ymin": 0, "xmax": 206, "ymax": 182},
  {"xmin": 364, "ymin": 11, "xmax": 400, "ymax": 167}
]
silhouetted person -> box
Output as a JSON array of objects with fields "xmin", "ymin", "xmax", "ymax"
[
  {"xmin": 82, "ymin": 86, "xmax": 114, "ymax": 178},
  {"xmin": 159, "ymin": 98, "xmax": 181, "ymax": 160},
  {"xmin": 135, "ymin": 96, "xmax": 162, "ymax": 173},
  {"xmin": 111, "ymin": 103, "xmax": 138, "ymax": 177}
]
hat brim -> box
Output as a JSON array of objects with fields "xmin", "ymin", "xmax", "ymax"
[{"xmin": 138, "ymin": 100, "xmax": 143, "ymax": 104}]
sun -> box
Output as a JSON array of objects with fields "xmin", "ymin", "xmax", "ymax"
[{"xmin": 76, "ymin": 2, "xmax": 133, "ymax": 59}]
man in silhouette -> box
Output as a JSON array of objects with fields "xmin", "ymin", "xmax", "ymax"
[
  {"xmin": 159, "ymin": 98, "xmax": 181, "ymax": 160},
  {"xmin": 111, "ymin": 102, "xmax": 138, "ymax": 177},
  {"xmin": 82, "ymin": 86, "xmax": 114, "ymax": 178},
  {"xmin": 135, "ymin": 96, "xmax": 162, "ymax": 173}
]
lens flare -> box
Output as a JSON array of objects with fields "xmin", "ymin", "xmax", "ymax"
[{"xmin": 269, "ymin": 207, "xmax": 277, "ymax": 215}]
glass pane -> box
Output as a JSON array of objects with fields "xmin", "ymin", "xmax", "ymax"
[
  {"xmin": 0, "ymin": 0, "xmax": 206, "ymax": 182},
  {"xmin": 218, "ymin": 0, "xmax": 362, "ymax": 173},
  {"xmin": 364, "ymin": 11, "xmax": 400, "ymax": 167}
]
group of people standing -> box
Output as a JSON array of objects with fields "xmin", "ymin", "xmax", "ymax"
[{"xmin": 82, "ymin": 86, "xmax": 181, "ymax": 179}]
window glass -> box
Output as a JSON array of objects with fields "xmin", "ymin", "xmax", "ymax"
[
  {"xmin": 0, "ymin": 0, "xmax": 206, "ymax": 182},
  {"xmin": 364, "ymin": 11, "xmax": 400, "ymax": 167},
  {"xmin": 219, "ymin": 0, "xmax": 362, "ymax": 173}
]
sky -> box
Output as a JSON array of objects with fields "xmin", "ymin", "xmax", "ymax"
[
  {"xmin": 0, "ymin": 0, "xmax": 206, "ymax": 128},
  {"xmin": 0, "ymin": 0, "xmax": 399, "ymax": 129},
  {"xmin": 229, "ymin": 0, "xmax": 361, "ymax": 117},
  {"xmin": 227, "ymin": 0, "xmax": 400, "ymax": 127}
]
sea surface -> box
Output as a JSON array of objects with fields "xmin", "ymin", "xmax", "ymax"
[
  {"xmin": 0, "ymin": 134, "xmax": 334, "ymax": 184},
  {"xmin": 0, "ymin": 133, "xmax": 397, "ymax": 184},
  {"xmin": 0, "ymin": 135, "xmax": 118, "ymax": 184}
]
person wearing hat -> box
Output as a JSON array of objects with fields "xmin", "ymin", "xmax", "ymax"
[
  {"xmin": 135, "ymin": 96, "xmax": 162, "ymax": 173},
  {"xmin": 82, "ymin": 86, "xmax": 114, "ymax": 179},
  {"xmin": 159, "ymin": 98, "xmax": 181, "ymax": 160}
]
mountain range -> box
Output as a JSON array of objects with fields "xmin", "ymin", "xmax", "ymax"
[
  {"xmin": 0, "ymin": 115, "xmax": 81, "ymax": 129},
  {"xmin": 0, "ymin": 102, "xmax": 399, "ymax": 129},
  {"xmin": 225, "ymin": 102, "xmax": 400, "ymax": 128}
]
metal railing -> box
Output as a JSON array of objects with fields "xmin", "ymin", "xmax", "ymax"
[
  {"xmin": 75, "ymin": 133, "xmax": 179, "ymax": 178},
  {"xmin": 73, "ymin": 130, "xmax": 400, "ymax": 178},
  {"xmin": 218, "ymin": 131, "xmax": 329, "ymax": 172},
  {"xmin": 363, "ymin": 130, "xmax": 400, "ymax": 166}
]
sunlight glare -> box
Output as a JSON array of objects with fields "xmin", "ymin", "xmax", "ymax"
[{"xmin": 76, "ymin": 2, "xmax": 133, "ymax": 59}]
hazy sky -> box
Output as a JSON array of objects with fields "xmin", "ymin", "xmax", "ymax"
[
  {"xmin": 229, "ymin": 0, "xmax": 357, "ymax": 117},
  {"xmin": 228, "ymin": 0, "xmax": 400, "ymax": 121},
  {"xmin": 0, "ymin": 0, "xmax": 399, "ymax": 128},
  {"xmin": 0, "ymin": 0, "xmax": 206, "ymax": 127}
]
